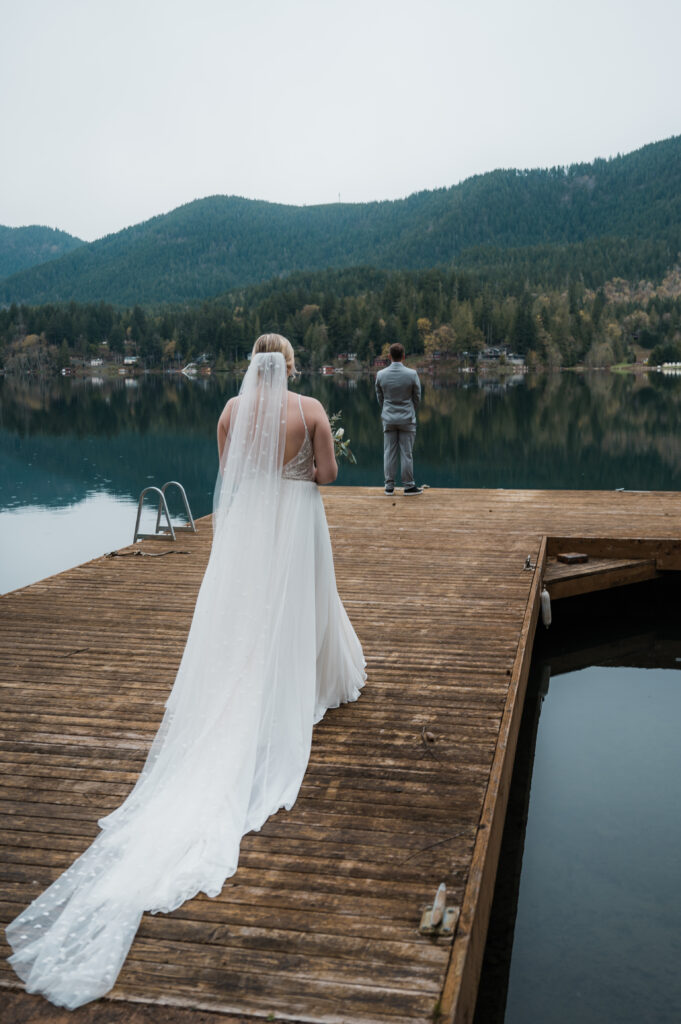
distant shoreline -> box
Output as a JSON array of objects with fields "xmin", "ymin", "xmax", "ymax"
[{"xmin": 1, "ymin": 359, "xmax": 664, "ymax": 381}]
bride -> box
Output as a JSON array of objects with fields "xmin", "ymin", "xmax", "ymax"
[{"xmin": 6, "ymin": 334, "xmax": 366, "ymax": 1008}]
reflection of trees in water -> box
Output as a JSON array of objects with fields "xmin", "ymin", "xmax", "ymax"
[
  {"xmin": 2, "ymin": 372, "xmax": 681, "ymax": 505},
  {"xmin": 416, "ymin": 371, "xmax": 681, "ymax": 488},
  {"xmin": 0, "ymin": 375, "xmax": 237, "ymax": 439}
]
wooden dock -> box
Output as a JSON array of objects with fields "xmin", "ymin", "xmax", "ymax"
[{"xmin": 1, "ymin": 488, "xmax": 680, "ymax": 1024}]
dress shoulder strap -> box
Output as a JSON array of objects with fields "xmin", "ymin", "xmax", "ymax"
[{"xmin": 297, "ymin": 394, "xmax": 309, "ymax": 435}]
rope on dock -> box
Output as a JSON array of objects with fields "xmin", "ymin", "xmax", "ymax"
[{"xmin": 105, "ymin": 549, "xmax": 191, "ymax": 558}]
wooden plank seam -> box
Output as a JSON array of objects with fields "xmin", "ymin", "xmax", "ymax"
[{"xmin": 440, "ymin": 535, "xmax": 546, "ymax": 1024}]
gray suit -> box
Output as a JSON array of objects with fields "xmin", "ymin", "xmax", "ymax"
[{"xmin": 375, "ymin": 361, "xmax": 422, "ymax": 487}]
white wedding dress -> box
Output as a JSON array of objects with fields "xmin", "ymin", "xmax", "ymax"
[{"xmin": 6, "ymin": 352, "xmax": 366, "ymax": 1008}]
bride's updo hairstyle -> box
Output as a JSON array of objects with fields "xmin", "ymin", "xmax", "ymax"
[{"xmin": 251, "ymin": 333, "xmax": 296, "ymax": 377}]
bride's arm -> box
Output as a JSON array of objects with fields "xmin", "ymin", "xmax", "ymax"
[{"xmin": 308, "ymin": 399, "xmax": 338, "ymax": 484}]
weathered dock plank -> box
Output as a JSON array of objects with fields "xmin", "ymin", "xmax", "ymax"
[
  {"xmin": 544, "ymin": 555, "xmax": 659, "ymax": 599},
  {"xmin": 1, "ymin": 487, "xmax": 679, "ymax": 1024}
]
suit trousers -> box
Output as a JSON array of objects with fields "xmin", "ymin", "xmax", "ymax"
[{"xmin": 383, "ymin": 424, "xmax": 416, "ymax": 487}]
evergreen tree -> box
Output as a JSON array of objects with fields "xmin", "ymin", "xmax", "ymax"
[{"xmin": 511, "ymin": 291, "xmax": 538, "ymax": 353}]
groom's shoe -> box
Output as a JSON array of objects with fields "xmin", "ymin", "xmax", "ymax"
[
  {"xmin": 384, "ymin": 483, "xmax": 395, "ymax": 494},
  {"xmin": 403, "ymin": 484, "xmax": 423, "ymax": 495}
]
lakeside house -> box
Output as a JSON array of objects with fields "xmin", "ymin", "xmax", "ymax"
[{"xmin": 479, "ymin": 346, "xmax": 526, "ymax": 367}]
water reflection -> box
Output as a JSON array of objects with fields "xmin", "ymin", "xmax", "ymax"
[
  {"xmin": 0, "ymin": 494, "xmax": 138, "ymax": 595},
  {"xmin": 2, "ymin": 370, "xmax": 681, "ymax": 591},
  {"xmin": 476, "ymin": 580, "xmax": 681, "ymax": 1024}
]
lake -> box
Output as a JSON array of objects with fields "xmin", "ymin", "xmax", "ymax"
[{"xmin": 2, "ymin": 368, "xmax": 681, "ymax": 593}]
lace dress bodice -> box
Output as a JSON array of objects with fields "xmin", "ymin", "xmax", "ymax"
[{"xmin": 282, "ymin": 397, "xmax": 315, "ymax": 481}]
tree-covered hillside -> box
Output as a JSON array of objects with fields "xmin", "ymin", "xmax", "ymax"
[
  {"xmin": 1, "ymin": 135, "xmax": 680, "ymax": 306},
  {"xmin": 3, "ymin": 262, "xmax": 681, "ymax": 374},
  {"xmin": 0, "ymin": 225, "xmax": 84, "ymax": 279}
]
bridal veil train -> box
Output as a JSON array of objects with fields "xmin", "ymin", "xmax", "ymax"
[{"xmin": 6, "ymin": 339, "xmax": 366, "ymax": 1008}]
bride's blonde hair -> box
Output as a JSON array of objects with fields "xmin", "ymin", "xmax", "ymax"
[{"xmin": 251, "ymin": 333, "xmax": 296, "ymax": 377}]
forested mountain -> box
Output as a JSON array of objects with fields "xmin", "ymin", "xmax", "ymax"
[
  {"xmin": 4, "ymin": 261, "xmax": 681, "ymax": 374},
  {"xmin": 0, "ymin": 225, "xmax": 84, "ymax": 279},
  {"xmin": 1, "ymin": 135, "xmax": 680, "ymax": 306}
]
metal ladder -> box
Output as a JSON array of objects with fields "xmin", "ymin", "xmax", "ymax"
[{"xmin": 133, "ymin": 481, "xmax": 197, "ymax": 543}]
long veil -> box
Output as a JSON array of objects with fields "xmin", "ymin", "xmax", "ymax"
[{"xmin": 6, "ymin": 352, "xmax": 291, "ymax": 1008}]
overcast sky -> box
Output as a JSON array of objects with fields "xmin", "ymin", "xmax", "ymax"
[{"xmin": 1, "ymin": 0, "xmax": 678, "ymax": 242}]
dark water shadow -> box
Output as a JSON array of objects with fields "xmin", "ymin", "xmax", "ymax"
[{"xmin": 474, "ymin": 575, "xmax": 681, "ymax": 1024}]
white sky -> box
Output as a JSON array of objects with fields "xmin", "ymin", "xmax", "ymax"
[{"xmin": 1, "ymin": 0, "xmax": 679, "ymax": 242}]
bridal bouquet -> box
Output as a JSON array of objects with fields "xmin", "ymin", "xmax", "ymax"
[{"xmin": 328, "ymin": 411, "xmax": 357, "ymax": 464}]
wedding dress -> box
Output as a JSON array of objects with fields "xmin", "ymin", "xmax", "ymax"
[{"xmin": 6, "ymin": 352, "xmax": 366, "ymax": 1008}]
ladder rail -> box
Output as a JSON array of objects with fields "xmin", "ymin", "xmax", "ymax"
[
  {"xmin": 155, "ymin": 481, "xmax": 197, "ymax": 535},
  {"xmin": 133, "ymin": 486, "xmax": 176, "ymax": 543}
]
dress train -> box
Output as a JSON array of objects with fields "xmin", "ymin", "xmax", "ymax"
[{"xmin": 6, "ymin": 361, "xmax": 365, "ymax": 1008}]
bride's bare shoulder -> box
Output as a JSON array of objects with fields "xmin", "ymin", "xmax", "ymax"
[
  {"xmin": 219, "ymin": 395, "xmax": 237, "ymax": 417},
  {"xmin": 217, "ymin": 397, "xmax": 237, "ymax": 438},
  {"xmin": 299, "ymin": 395, "xmax": 327, "ymax": 421}
]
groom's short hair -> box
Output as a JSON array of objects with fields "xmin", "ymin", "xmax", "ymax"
[{"xmin": 389, "ymin": 343, "xmax": 405, "ymax": 361}]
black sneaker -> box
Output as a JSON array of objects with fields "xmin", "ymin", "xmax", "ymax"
[
  {"xmin": 384, "ymin": 484, "xmax": 394, "ymax": 494},
  {"xmin": 403, "ymin": 484, "xmax": 423, "ymax": 495}
]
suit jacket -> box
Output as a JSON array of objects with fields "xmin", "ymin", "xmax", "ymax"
[{"xmin": 375, "ymin": 361, "xmax": 422, "ymax": 428}]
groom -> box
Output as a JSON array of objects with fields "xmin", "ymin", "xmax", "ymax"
[{"xmin": 375, "ymin": 343, "xmax": 423, "ymax": 495}]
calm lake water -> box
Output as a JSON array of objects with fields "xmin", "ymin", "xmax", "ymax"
[
  {"xmin": 2, "ymin": 368, "xmax": 681, "ymax": 592},
  {"xmin": 476, "ymin": 583, "xmax": 681, "ymax": 1023}
]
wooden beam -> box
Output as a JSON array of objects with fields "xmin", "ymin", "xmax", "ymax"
[
  {"xmin": 546, "ymin": 536, "xmax": 681, "ymax": 570},
  {"xmin": 441, "ymin": 536, "xmax": 546, "ymax": 1024},
  {"xmin": 545, "ymin": 558, "xmax": 659, "ymax": 600}
]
